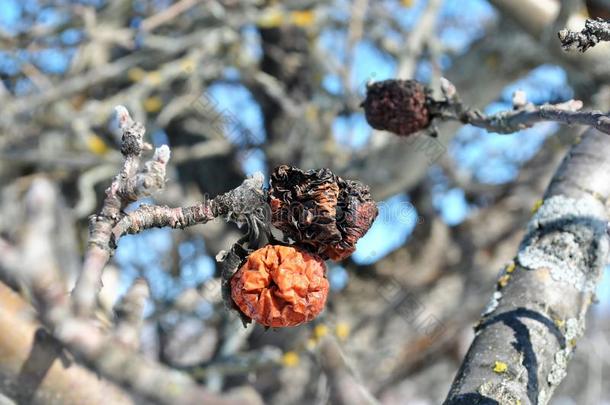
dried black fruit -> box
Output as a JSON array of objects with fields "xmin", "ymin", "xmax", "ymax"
[
  {"xmin": 268, "ymin": 165, "xmax": 377, "ymax": 261},
  {"xmin": 361, "ymin": 79, "xmax": 431, "ymax": 136},
  {"xmin": 324, "ymin": 179, "xmax": 378, "ymax": 261},
  {"xmin": 269, "ymin": 165, "xmax": 341, "ymax": 252}
]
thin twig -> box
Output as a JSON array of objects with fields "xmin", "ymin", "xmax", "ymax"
[
  {"xmin": 558, "ymin": 18, "xmax": 610, "ymax": 52},
  {"xmin": 73, "ymin": 106, "xmax": 169, "ymax": 316},
  {"xmin": 434, "ymin": 77, "xmax": 610, "ymax": 135},
  {"xmin": 111, "ymin": 172, "xmax": 266, "ymax": 243},
  {"xmin": 74, "ymin": 106, "xmax": 268, "ymax": 317},
  {"xmin": 141, "ymin": 0, "xmax": 201, "ymax": 32}
]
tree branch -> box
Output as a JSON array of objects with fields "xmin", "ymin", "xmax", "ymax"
[
  {"xmin": 434, "ymin": 78, "xmax": 610, "ymax": 135},
  {"xmin": 6, "ymin": 174, "xmax": 263, "ymax": 405},
  {"xmin": 110, "ymin": 170, "xmax": 266, "ymax": 242},
  {"xmin": 73, "ymin": 106, "xmax": 166, "ymax": 316},
  {"xmin": 317, "ymin": 336, "xmax": 380, "ymax": 405},
  {"xmin": 0, "ymin": 282, "xmax": 135, "ymax": 405},
  {"xmin": 73, "ymin": 106, "xmax": 268, "ymax": 317},
  {"xmin": 3, "ymin": 106, "xmax": 266, "ymax": 404},
  {"xmin": 558, "ymin": 18, "xmax": 610, "ymax": 52},
  {"xmin": 444, "ymin": 128, "xmax": 610, "ymax": 404}
]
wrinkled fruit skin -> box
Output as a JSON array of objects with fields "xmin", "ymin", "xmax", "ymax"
[
  {"xmin": 269, "ymin": 165, "xmax": 378, "ymax": 261},
  {"xmin": 323, "ymin": 179, "xmax": 378, "ymax": 261},
  {"xmin": 269, "ymin": 165, "xmax": 341, "ymax": 250},
  {"xmin": 230, "ymin": 245, "xmax": 329, "ymax": 327},
  {"xmin": 361, "ymin": 79, "xmax": 431, "ymax": 136}
]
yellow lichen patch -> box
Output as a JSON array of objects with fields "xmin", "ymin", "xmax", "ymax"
[
  {"xmin": 257, "ymin": 8, "xmax": 284, "ymax": 28},
  {"xmin": 127, "ymin": 67, "xmax": 146, "ymax": 82},
  {"xmin": 531, "ymin": 199, "xmax": 543, "ymax": 213},
  {"xmin": 313, "ymin": 324, "xmax": 328, "ymax": 339},
  {"xmin": 554, "ymin": 318, "xmax": 565, "ymax": 328},
  {"xmin": 146, "ymin": 71, "xmax": 162, "ymax": 86},
  {"xmin": 401, "ymin": 0, "xmax": 413, "ymax": 7},
  {"xmin": 191, "ymin": 367, "xmax": 206, "ymax": 380},
  {"xmin": 493, "ymin": 361, "xmax": 508, "ymax": 374},
  {"xmin": 591, "ymin": 190, "xmax": 605, "ymax": 203},
  {"xmin": 70, "ymin": 94, "xmax": 87, "ymax": 110},
  {"xmin": 167, "ymin": 382, "xmax": 181, "ymax": 396},
  {"xmin": 143, "ymin": 96, "xmax": 163, "ymax": 113},
  {"xmin": 497, "ymin": 274, "xmax": 511, "ymax": 289},
  {"xmin": 506, "ymin": 261, "xmax": 516, "ymax": 273},
  {"xmin": 305, "ymin": 338, "xmax": 317, "ymax": 351},
  {"xmin": 281, "ymin": 351, "xmax": 300, "ymax": 367},
  {"xmin": 335, "ymin": 322, "xmax": 350, "ymax": 341},
  {"xmin": 305, "ymin": 105, "xmax": 318, "ymax": 121},
  {"xmin": 180, "ymin": 58, "xmax": 196, "ymax": 73},
  {"xmin": 86, "ymin": 134, "xmax": 109, "ymax": 155},
  {"xmin": 569, "ymin": 338, "xmax": 577, "ymax": 347},
  {"xmin": 290, "ymin": 10, "xmax": 315, "ymax": 27}
]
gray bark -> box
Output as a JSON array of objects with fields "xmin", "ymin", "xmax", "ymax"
[
  {"xmin": 445, "ymin": 128, "xmax": 610, "ymax": 404},
  {"xmin": 559, "ymin": 18, "xmax": 610, "ymax": 52}
]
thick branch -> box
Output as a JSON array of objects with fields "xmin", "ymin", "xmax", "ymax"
[
  {"xmin": 558, "ymin": 18, "xmax": 610, "ymax": 52},
  {"xmin": 444, "ymin": 128, "xmax": 610, "ymax": 404},
  {"xmin": 0, "ymin": 282, "xmax": 134, "ymax": 405},
  {"xmin": 52, "ymin": 317, "xmax": 261, "ymax": 405}
]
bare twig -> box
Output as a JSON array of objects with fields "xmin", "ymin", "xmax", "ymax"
[
  {"xmin": 111, "ymin": 171, "xmax": 266, "ymax": 242},
  {"xmin": 488, "ymin": 0, "xmax": 610, "ymax": 80},
  {"xmin": 73, "ymin": 106, "xmax": 169, "ymax": 316},
  {"xmin": 396, "ymin": 0, "xmax": 442, "ymax": 79},
  {"xmin": 141, "ymin": 0, "xmax": 201, "ymax": 32},
  {"xmin": 434, "ymin": 77, "xmax": 610, "ymax": 135},
  {"xmin": 184, "ymin": 346, "xmax": 282, "ymax": 379},
  {"xmin": 53, "ymin": 317, "xmax": 261, "ymax": 405},
  {"xmin": 558, "ymin": 18, "xmax": 610, "ymax": 52},
  {"xmin": 75, "ymin": 104, "xmax": 268, "ymax": 317}
]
